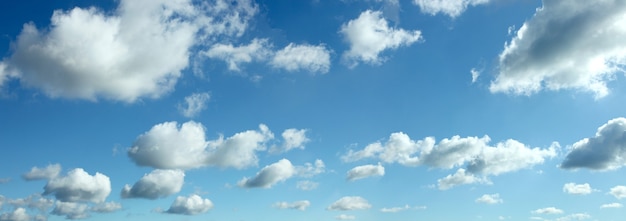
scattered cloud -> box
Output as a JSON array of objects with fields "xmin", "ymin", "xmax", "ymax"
[
  {"xmin": 380, "ymin": 204, "xmax": 411, "ymax": 213},
  {"xmin": 270, "ymin": 129, "xmax": 310, "ymax": 153},
  {"xmin": 270, "ymin": 43, "xmax": 331, "ymax": 73},
  {"xmin": 121, "ymin": 169, "xmax": 184, "ymax": 199},
  {"xmin": 51, "ymin": 201, "xmax": 89, "ymax": 220},
  {"xmin": 490, "ymin": 1, "xmax": 626, "ymax": 99},
  {"xmin": 22, "ymin": 164, "xmax": 61, "ymax": 181},
  {"xmin": 412, "ymin": 0, "xmax": 490, "ymax": 18},
  {"xmin": 335, "ymin": 214, "xmax": 356, "ymax": 220},
  {"xmin": 272, "ymin": 200, "xmax": 311, "ymax": 211},
  {"xmin": 437, "ymin": 168, "xmax": 490, "ymax": 190},
  {"xmin": 475, "ymin": 194, "xmax": 503, "ymax": 204},
  {"xmin": 204, "ymin": 38, "xmax": 272, "ymax": 72},
  {"xmin": 0, "ymin": 0, "xmax": 258, "ymax": 102},
  {"xmin": 90, "ymin": 202, "xmax": 122, "ymax": 213},
  {"xmin": 346, "ymin": 163, "xmax": 385, "ymax": 181},
  {"xmin": 561, "ymin": 118, "xmax": 626, "ymax": 170},
  {"xmin": 327, "ymin": 196, "xmax": 372, "ymax": 211},
  {"xmin": 609, "ymin": 185, "xmax": 626, "ymax": 199},
  {"xmin": 471, "ymin": 68, "xmax": 481, "ymax": 83},
  {"xmin": 165, "ymin": 194, "xmax": 214, "ymax": 215},
  {"xmin": 296, "ymin": 180, "xmax": 319, "ymax": 191},
  {"xmin": 531, "ymin": 207, "xmax": 564, "ymax": 215},
  {"xmin": 563, "ymin": 183, "xmax": 594, "ymax": 195},
  {"xmin": 0, "ymin": 208, "xmax": 31, "ymax": 221},
  {"xmin": 600, "ymin": 202, "xmax": 622, "ymax": 209},
  {"xmin": 238, "ymin": 159, "xmax": 295, "ymax": 188},
  {"xmin": 295, "ymin": 159, "xmax": 326, "ymax": 178},
  {"xmin": 128, "ymin": 121, "xmax": 274, "ymax": 170},
  {"xmin": 43, "ymin": 168, "xmax": 111, "ymax": 203},
  {"xmin": 340, "ymin": 10, "xmax": 422, "ymax": 67},
  {"xmin": 178, "ymin": 92, "xmax": 210, "ymax": 118}
]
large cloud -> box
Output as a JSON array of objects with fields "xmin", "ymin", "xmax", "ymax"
[
  {"xmin": 0, "ymin": 0, "xmax": 258, "ymax": 102},
  {"xmin": 128, "ymin": 121, "xmax": 274, "ymax": 170},
  {"xmin": 343, "ymin": 132, "xmax": 556, "ymax": 189},
  {"xmin": 121, "ymin": 169, "xmax": 184, "ymax": 199},
  {"xmin": 272, "ymin": 200, "xmax": 310, "ymax": 211},
  {"xmin": 340, "ymin": 10, "xmax": 422, "ymax": 67},
  {"xmin": 490, "ymin": 0, "xmax": 626, "ymax": 98},
  {"xmin": 327, "ymin": 196, "xmax": 372, "ymax": 211},
  {"xmin": 346, "ymin": 163, "xmax": 385, "ymax": 181},
  {"xmin": 412, "ymin": 0, "xmax": 490, "ymax": 18},
  {"xmin": 43, "ymin": 168, "xmax": 111, "ymax": 203},
  {"xmin": 561, "ymin": 118, "xmax": 626, "ymax": 170},
  {"xmin": 22, "ymin": 164, "xmax": 61, "ymax": 181},
  {"xmin": 238, "ymin": 159, "xmax": 295, "ymax": 188},
  {"xmin": 165, "ymin": 194, "xmax": 214, "ymax": 215}
]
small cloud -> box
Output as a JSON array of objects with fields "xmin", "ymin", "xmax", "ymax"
[
  {"xmin": 0, "ymin": 177, "xmax": 10, "ymax": 184},
  {"xmin": 296, "ymin": 180, "xmax": 319, "ymax": 191},
  {"xmin": 563, "ymin": 183, "xmax": 595, "ymax": 195},
  {"xmin": 44, "ymin": 168, "xmax": 111, "ymax": 203},
  {"xmin": 295, "ymin": 159, "xmax": 326, "ymax": 178},
  {"xmin": 178, "ymin": 92, "xmax": 210, "ymax": 118},
  {"xmin": 609, "ymin": 185, "xmax": 626, "ymax": 199},
  {"xmin": 121, "ymin": 169, "xmax": 184, "ymax": 199},
  {"xmin": 531, "ymin": 207, "xmax": 564, "ymax": 215},
  {"xmin": 470, "ymin": 68, "xmax": 481, "ymax": 83},
  {"xmin": 380, "ymin": 204, "xmax": 411, "ymax": 213},
  {"xmin": 91, "ymin": 202, "xmax": 122, "ymax": 213},
  {"xmin": 270, "ymin": 129, "xmax": 310, "ymax": 154},
  {"xmin": 238, "ymin": 159, "xmax": 295, "ymax": 188},
  {"xmin": 23, "ymin": 164, "xmax": 62, "ymax": 181},
  {"xmin": 272, "ymin": 200, "xmax": 310, "ymax": 211},
  {"xmin": 335, "ymin": 214, "xmax": 356, "ymax": 220},
  {"xmin": 475, "ymin": 194, "xmax": 503, "ymax": 204},
  {"xmin": 165, "ymin": 194, "xmax": 214, "ymax": 215},
  {"xmin": 327, "ymin": 196, "xmax": 371, "ymax": 211},
  {"xmin": 346, "ymin": 163, "xmax": 385, "ymax": 181},
  {"xmin": 600, "ymin": 203, "xmax": 622, "ymax": 209}
]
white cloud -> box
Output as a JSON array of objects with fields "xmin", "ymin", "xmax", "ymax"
[
  {"xmin": 165, "ymin": 194, "xmax": 213, "ymax": 215},
  {"xmin": 609, "ymin": 185, "xmax": 626, "ymax": 199},
  {"xmin": 238, "ymin": 159, "xmax": 296, "ymax": 188},
  {"xmin": 90, "ymin": 202, "xmax": 122, "ymax": 213},
  {"xmin": 0, "ymin": 208, "xmax": 30, "ymax": 221},
  {"xmin": 327, "ymin": 196, "xmax": 372, "ymax": 211},
  {"xmin": 471, "ymin": 68, "xmax": 481, "ymax": 83},
  {"xmin": 561, "ymin": 118, "xmax": 626, "ymax": 170},
  {"xmin": 341, "ymin": 132, "xmax": 423, "ymax": 166},
  {"xmin": 203, "ymin": 38, "xmax": 272, "ymax": 71},
  {"xmin": 0, "ymin": 0, "xmax": 257, "ymax": 102},
  {"xmin": 43, "ymin": 168, "xmax": 111, "ymax": 203},
  {"xmin": 600, "ymin": 202, "xmax": 622, "ymax": 209},
  {"xmin": 556, "ymin": 213, "xmax": 591, "ymax": 221},
  {"xmin": 380, "ymin": 204, "xmax": 411, "ymax": 213},
  {"xmin": 128, "ymin": 121, "xmax": 274, "ymax": 170},
  {"xmin": 121, "ymin": 169, "xmax": 184, "ymax": 199},
  {"xmin": 296, "ymin": 180, "xmax": 319, "ymax": 191},
  {"xmin": 563, "ymin": 183, "xmax": 594, "ymax": 195},
  {"xmin": 490, "ymin": 1, "xmax": 626, "ymax": 99},
  {"xmin": 532, "ymin": 207, "xmax": 564, "ymax": 215},
  {"xmin": 270, "ymin": 128, "xmax": 310, "ymax": 153},
  {"xmin": 335, "ymin": 214, "xmax": 356, "ymax": 220},
  {"xmin": 52, "ymin": 201, "xmax": 90, "ymax": 220},
  {"xmin": 178, "ymin": 92, "xmax": 210, "ymax": 118},
  {"xmin": 22, "ymin": 164, "xmax": 61, "ymax": 181},
  {"xmin": 4, "ymin": 194, "xmax": 55, "ymax": 212},
  {"xmin": 272, "ymin": 200, "xmax": 310, "ymax": 211},
  {"xmin": 346, "ymin": 163, "xmax": 385, "ymax": 181},
  {"xmin": 412, "ymin": 0, "xmax": 490, "ymax": 18},
  {"xmin": 295, "ymin": 159, "xmax": 326, "ymax": 178},
  {"xmin": 475, "ymin": 194, "xmax": 503, "ymax": 204},
  {"xmin": 340, "ymin": 10, "xmax": 422, "ymax": 67},
  {"xmin": 270, "ymin": 43, "xmax": 331, "ymax": 73},
  {"xmin": 437, "ymin": 168, "xmax": 490, "ymax": 190}
]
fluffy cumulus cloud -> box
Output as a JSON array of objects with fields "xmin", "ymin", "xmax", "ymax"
[
  {"xmin": 490, "ymin": 0, "xmax": 626, "ymax": 98},
  {"xmin": 121, "ymin": 169, "xmax": 184, "ymax": 199},
  {"xmin": 609, "ymin": 185, "xmax": 626, "ymax": 199},
  {"xmin": 0, "ymin": 0, "xmax": 258, "ymax": 102},
  {"xmin": 346, "ymin": 163, "xmax": 385, "ymax": 181},
  {"xmin": 340, "ymin": 10, "xmax": 422, "ymax": 67},
  {"xmin": 563, "ymin": 183, "xmax": 594, "ymax": 195},
  {"xmin": 600, "ymin": 202, "xmax": 622, "ymax": 209},
  {"xmin": 165, "ymin": 194, "xmax": 214, "ymax": 215},
  {"xmin": 475, "ymin": 194, "xmax": 503, "ymax": 204},
  {"xmin": 22, "ymin": 164, "xmax": 62, "ymax": 181},
  {"xmin": 238, "ymin": 159, "xmax": 296, "ymax": 188},
  {"xmin": 335, "ymin": 214, "xmax": 356, "ymax": 220},
  {"xmin": 43, "ymin": 168, "xmax": 111, "ymax": 203},
  {"xmin": 343, "ymin": 132, "xmax": 555, "ymax": 189},
  {"xmin": 51, "ymin": 201, "xmax": 89, "ymax": 220},
  {"xmin": 561, "ymin": 118, "xmax": 626, "ymax": 170},
  {"xmin": 128, "ymin": 121, "xmax": 274, "ymax": 170},
  {"xmin": 531, "ymin": 207, "xmax": 564, "ymax": 215},
  {"xmin": 270, "ymin": 43, "xmax": 331, "ymax": 73},
  {"xmin": 412, "ymin": 0, "xmax": 490, "ymax": 17},
  {"xmin": 270, "ymin": 128, "xmax": 310, "ymax": 153},
  {"xmin": 178, "ymin": 92, "xmax": 210, "ymax": 118},
  {"xmin": 272, "ymin": 200, "xmax": 310, "ymax": 211},
  {"xmin": 327, "ymin": 196, "xmax": 372, "ymax": 211}
]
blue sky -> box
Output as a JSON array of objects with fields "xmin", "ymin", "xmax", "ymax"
[{"xmin": 1, "ymin": 0, "xmax": 626, "ymax": 220}]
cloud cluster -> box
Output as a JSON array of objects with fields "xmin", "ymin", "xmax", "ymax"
[
  {"xmin": 327, "ymin": 196, "xmax": 371, "ymax": 211},
  {"xmin": 561, "ymin": 118, "xmax": 626, "ymax": 170},
  {"xmin": 343, "ymin": 132, "xmax": 556, "ymax": 189},
  {"xmin": 412, "ymin": 0, "xmax": 490, "ymax": 18},
  {"xmin": 346, "ymin": 163, "xmax": 385, "ymax": 181},
  {"xmin": 238, "ymin": 159, "xmax": 296, "ymax": 188},
  {"xmin": 121, "ymin": 169, "xmax": 185, "ymax": 199},
  {"xmin": 272, "ymin": 200, "xmax": 310, "ymax": 211},
  {"xmin": 165, "ymin": 194, "xmax": 213, "ymax": 215},
  {"xmin": 43, "ymin": 168, "xmax": 111, "ymax": 203},
  {"xmin": 22, "ymin": 164, "xmax": 61, "ymax": 181},
  {"xmin": 340, "ymin": 10, "xmax": 422, "ymax": 67},
  {"xmin": 490, "ymin": 0, "xmax": 626, "ymax": 98}
]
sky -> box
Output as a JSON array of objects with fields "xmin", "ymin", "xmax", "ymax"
[{"xmin": 1, "ymin": 0, "xmax": 626, "ymax": 220}]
